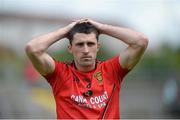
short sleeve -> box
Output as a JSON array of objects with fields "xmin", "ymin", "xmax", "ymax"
[
  {"xmin": 43, "ymin": 61, "xmax": 58, "ymax": 85},
  {"xmin": 43, "ymin": 60, "xmax": 67, "ymax": 93},
  {"xmin": 105, "ymin": 56, "xmax": 130, "ymax": 83}
]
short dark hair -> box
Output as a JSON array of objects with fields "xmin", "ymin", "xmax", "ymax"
[{"xmin": 67, "ymin": 22, "xmax": 99, "ymax": 44}]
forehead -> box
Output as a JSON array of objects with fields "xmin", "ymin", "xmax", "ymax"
[{"xmin": 72, "ymin": 32, "xmax": 97, "ymax": 44}]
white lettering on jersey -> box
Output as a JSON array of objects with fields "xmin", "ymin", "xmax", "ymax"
[
  {"xmin": 90, "ymin": 91, "xmax": 108, "ymax": 104},
  {"xmin": 71, "ymin": 95, "xmax": 87, "ymax": 104},
  {"xmin": 70, "ymin": 91, "xmax": 108, "ymax": 109}
]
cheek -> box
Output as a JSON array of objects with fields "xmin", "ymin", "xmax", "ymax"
[{"xmin": 72, "ymin": 49, "xmax": 81, "ymax": 56}]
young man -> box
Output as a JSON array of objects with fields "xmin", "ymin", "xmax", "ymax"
[{"xmin": 25, "ymin": 18, "xmax": 148, "ymax": 119}]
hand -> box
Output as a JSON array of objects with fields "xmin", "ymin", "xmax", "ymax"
[
  {"xmin": 64, "ymin": 21, "xmax": 77, "ymax": 33},
  {"xmin": 85, "ymin": 18, "xmax": 104, "ymax": 30},
  {"xmin": 73, "ymin": 18, "xmax": 105, "ymax": 34},
  {"xmin": 63, "ymin": 18, "xmax": 91, "ymax": 34}
]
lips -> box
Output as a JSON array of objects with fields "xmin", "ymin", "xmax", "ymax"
[
  {"xmin": 81, "ymin": 56, "xmax": 92, "ymax": 60},
  {"xmin": 81, "ymin": 56, "xmax": 92, "ymax": 59}
]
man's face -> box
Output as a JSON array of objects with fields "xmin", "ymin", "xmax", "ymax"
[{"xmin": 68, "ymin": 32, "xmax": 100, "ymax": 68}]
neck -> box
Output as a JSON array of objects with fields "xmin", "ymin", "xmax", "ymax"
[{"xmin": 74, "ymin": 61, "xmax": 96, "ymax": 72}]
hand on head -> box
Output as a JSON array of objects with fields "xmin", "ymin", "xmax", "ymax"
[
  {"xmin": 72, "ymin": 18, "xmax": 103, "ymax": 33},
  {"xmin": 64, "ymin": 18, "xmax": 90, "ymax": 34}
]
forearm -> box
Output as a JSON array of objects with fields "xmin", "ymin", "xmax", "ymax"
[
  {"xmin": 25, "ymin": 27, "xmax": 68, "ymax": 55},
  {"xmin": 100, "ymin": 24, "xmax": 148, "ymax": 49}
]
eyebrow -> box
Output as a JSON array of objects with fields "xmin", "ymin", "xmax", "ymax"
[{"xmin": 75, "ymin": 41, "xmax": 96, "ymax": 45}]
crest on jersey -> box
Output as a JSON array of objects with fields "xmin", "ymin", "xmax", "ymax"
[{"xmin": 94, "ymin": 71, "xmax": 103, "ymax": 84}]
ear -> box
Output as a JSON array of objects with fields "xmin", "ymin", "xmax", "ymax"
[
  {"xmin": 68, "ymin": 44, "xmax": 72, "ymax": 54},
  {"xmin": 97, "ymin": 42, "xmax": 101, "ymax": 52}
]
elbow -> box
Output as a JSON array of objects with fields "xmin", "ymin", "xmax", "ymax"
[
  {"xmin": 25, "ymin": 42, "xmax": 33, "ymax": 54},
  {"xmin": 25, "ymin": 40, "xmax": 39, "ymax": 55},
  {"xmin": 137, "ymin": 34, "xmax": 149, "ymax": 49}
]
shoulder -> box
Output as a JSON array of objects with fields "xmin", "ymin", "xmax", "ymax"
[
  {"xmin": 102, "ymin": 56, "xmax": 120, "ymax": 66},
  {"xmin": 96, "ymin": 56, "xmax": 120, "ymax": 72},
  {"xmin": 54, "ymin": 60, "xmax": 73, "ymax": 69},
  {"xmin": 102, "ymin": 56, "xmax": 130, "ymax": 76},
  {"xmin": 44, "ymin": 60, "xmax": 73, "ymax": 81}
]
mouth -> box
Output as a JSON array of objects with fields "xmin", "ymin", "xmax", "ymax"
[{"xmin": 81, "ymin": 56, "xmax": 92, "ymax": 60}]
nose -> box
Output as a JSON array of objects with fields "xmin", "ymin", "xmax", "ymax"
[{"xmin": 83, "ymin": 44, "xmax": 89, "ymax": 54}]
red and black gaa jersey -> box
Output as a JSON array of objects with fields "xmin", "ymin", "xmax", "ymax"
[{"xmin": 44, "ymin": 56, "xmax": 129, "ymax": 119}]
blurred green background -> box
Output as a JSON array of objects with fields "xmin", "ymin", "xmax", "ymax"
[{"xmin": 0, "ymin": 0, "xmax": 180, "ymax": 119}]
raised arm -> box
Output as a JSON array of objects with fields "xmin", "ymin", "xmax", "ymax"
[
  {"xmin": 86, "ymin": 19, "xmax": 148, "ymax": 70},
  {"xmin": 25, "ymin": 21, "xmax": 77, "ymax": 75}
]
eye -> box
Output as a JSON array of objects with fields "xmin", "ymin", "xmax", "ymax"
[
  {"xmin": 87, "ymin": 42, "xmax": 95, "ymax": 47},
  {"xmin": 76, "ymin": 43, "xmax": 84, "ymax": 47}
]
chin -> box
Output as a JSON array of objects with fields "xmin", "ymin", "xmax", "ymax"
[{"xmin": 81, "ymin": 61, "xmax": 94, "ymax": 67}]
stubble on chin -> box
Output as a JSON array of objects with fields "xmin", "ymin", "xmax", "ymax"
[{"xmin": 80, "ymin": 59, "xmax": 95, "ymax": 67}]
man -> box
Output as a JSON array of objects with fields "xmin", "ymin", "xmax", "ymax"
[{"xmin": 25, "ymin": 18, "xmax": 148, "ymax": 119}]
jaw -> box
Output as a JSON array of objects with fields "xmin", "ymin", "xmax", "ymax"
[{"xmin": 74, "ymin": 59, "xmax": 96, "ymax": 72}]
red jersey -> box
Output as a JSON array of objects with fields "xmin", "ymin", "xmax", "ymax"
[{"xmin": 44, "ymin": 56, "xmax": 129, "ymax": 119}]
